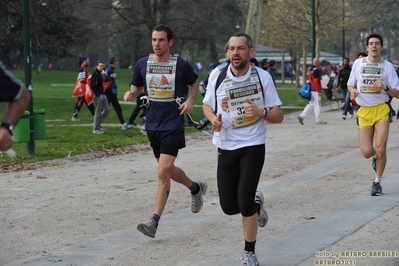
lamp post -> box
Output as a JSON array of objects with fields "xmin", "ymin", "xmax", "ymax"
[
  {"xmin": 342, "ymin": 0, "xmax": 345, "ymax": 59},
  {"xmin": 23, "ymin": 0, "xmax": 35, "ymax": 154},
  {"xmin": 311, "ymin": 0, "xmax": 316, "ymax": 59}
]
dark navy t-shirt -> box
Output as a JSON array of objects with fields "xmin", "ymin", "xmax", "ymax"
[{"xmin": 130, "ymin": 56, "xmax": 198, "ymax": 131}]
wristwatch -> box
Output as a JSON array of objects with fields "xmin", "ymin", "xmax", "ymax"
[
  {"xmin": 0, "ymin": 122, "xmax": 14, "ymax": 136},
  {"xmin": 384, "ymin": 85, "xmax": 390, "ymax": 92},
  {"xmin": 262, "ymin": 108, "xmax": 268, "ymax": 118}
]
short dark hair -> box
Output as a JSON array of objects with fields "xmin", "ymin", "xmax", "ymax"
[
  {"xmin": 343, "ymin": 57, "xmax": 350, "ymax": 62},
  {"xmin": 153, "ymin": 24, "xmax": 173, "ymax": 41},
  {"xmin": 357, "ymin": 52, "xmax": 368, "ymax": 58},
  {"xmin": 269, "ymin": 60, "xmax": 276, "ymax": 67},
  {"xmin": 109, "ymin": 57, "xmax": 117, "ymax": 65},
  {"xmin": 79, "ymin": 57, "xmax": 88, "ymax": 65},
  {"xmin": 230, "ymin": 33, "xmax": 254, "ymax": 49},
  {"xmin": 96, "ymin": 60, "xmax": 105, "ymax": 66},
  {"xmin": 367, "ymin": 33, "xmax": 383, "ymax": 46},
  {"xmin": 249, "ymin": 57, "xmax": 259, "ymax": 66},
  {"xmin": 261, "ymin": 58, "xmax": 268, "ymax": 65}
]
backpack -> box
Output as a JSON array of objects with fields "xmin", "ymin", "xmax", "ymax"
[{"xmin": 299, "ymin": 83, "xmax": 311, "ymax": 100}]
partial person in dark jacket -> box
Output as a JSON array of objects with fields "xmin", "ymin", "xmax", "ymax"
[
  {"xmin": 267, "ymin": 60, "xmax": 277, "ymax": 87},
  {"xmin": 337, "ymin": 57, "xmax": 353, "ymax": 119},
  {"xmin": 103, "ymin": 57, "xmax": 129, "ymax": 130},
  {"xmin": 91, "ymin": 61, "xmax": 109, "ymax": 134}
]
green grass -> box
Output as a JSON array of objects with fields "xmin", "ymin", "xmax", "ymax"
[{"xmin": 0, "ymin": 69, "xmax": 324, "ymax": 167}]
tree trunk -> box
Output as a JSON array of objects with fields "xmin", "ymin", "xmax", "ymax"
[{"xmin": 245, "ymin": 0, "xmax": 264, "ymax": 47}]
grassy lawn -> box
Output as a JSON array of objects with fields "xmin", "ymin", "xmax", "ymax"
[{"xmin": 0, "ymin": 68, "xmax": 325, "ymax": 167}]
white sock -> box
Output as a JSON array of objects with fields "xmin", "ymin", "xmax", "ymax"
[{"xmin": 375, "ymin": 177, "xmax": 382, "ymax": 183}]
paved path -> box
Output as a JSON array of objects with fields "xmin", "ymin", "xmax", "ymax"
[{"xmin": 3, "ymin": 101, "xmax": 399, "ymax": 266}]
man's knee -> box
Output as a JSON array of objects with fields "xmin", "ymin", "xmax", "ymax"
[{"xmin": 157, "ymin": 166, "xmax": 173, "ymax": 182}]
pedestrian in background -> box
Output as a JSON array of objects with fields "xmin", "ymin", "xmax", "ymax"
[
  {"xmin": 91, "ymin": 61, "xmax": 110, "ymax": 134},
  {"xmin": 103, "ymin": 57, "xmax": 130, "ymax": 130},
  {"xmin": 297, "ymin": 58, "xmax": 327, "ymax": 125},
  {"xmin": 71, "ymin": 57, "xmax": 95, "ymax": 121},
  {"xmin": 336, "ymin": 57, "xmax": 354, "ymax": 120},
  {"xmin": 267, "ymin": 60, "xmax": 277, "ymax": 87}
]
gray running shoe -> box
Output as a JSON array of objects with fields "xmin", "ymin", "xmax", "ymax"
[
  {"xmin": 297, "ymin": 116, "xmax": 304, "ymax": 125},
  {"xmin": 239, "ymin": 251, "xmax": 259, "ymax": 266},
  {"xmin": 372, "ymin": 155, "xmax": 377, "ymax": 172},
  {"xmin": 316, "ymin": 121, "xmax": 327, "ymax": 125},
  {"xmin": 191, "ymin": 181, "xmax": 207, "ymax": 213},
  {"xmin": 255, "ymin": 191, "xmax": 268, "ymax": 227},
  {"xmin": 370, "ymin": 182, "xmax": 382, "ymax": 196},
  {"xmin": 137, "ymin": 218, "xmax": 157, "ymax": 238},
  {"xmin": 121, "ymin": 123, "xmax": 129, "ymax": 130}
]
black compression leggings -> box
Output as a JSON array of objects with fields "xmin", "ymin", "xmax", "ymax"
[{"xmin": 217, "ymin": 144, "xmax": 265, "ymax": 217}]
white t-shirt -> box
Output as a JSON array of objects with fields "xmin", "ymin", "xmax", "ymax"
[
  {"xmin": 347, "ymin": 57, "xmax": 399, "ymax": 106},
  {"xmin": 203, "ymin": 63, "xmax": 282, "ymax": 150}
]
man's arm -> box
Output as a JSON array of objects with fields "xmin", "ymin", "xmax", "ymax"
[
  {"xmin": 179, "ymin": 80, "xmax": 199, "ymax": 115},
  {"xmin": 0, "ymin": 87, "xmax": 30, "ymax": 151}
]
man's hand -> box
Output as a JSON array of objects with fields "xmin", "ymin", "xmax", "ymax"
[
  {"xmin": 124, "ymin": 91, "xmax": 134, "ymax": 101},
  {"xmin": 178, "ymin": 100, "xmax": 193, "ymax": 115},
  {"xmin": 212, "ymin": 114, "xmax": 222, "ymax": 132},
  {"xmin": 244, "ymin": 99, "xmax": 262, "ymax": 118}
]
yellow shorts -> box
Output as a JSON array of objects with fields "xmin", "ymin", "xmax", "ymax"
[{"xmin": 356, "ymin": 103, "xmax": 391, "ymax": 129}]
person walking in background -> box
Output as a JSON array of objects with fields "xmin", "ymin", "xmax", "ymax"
[
  {"xmin": 0, "ymin": 61, "xmax": 30, "ymax": 152},
  {"xmin": 123, "ymin": 24, "xmax": 207, "ymax": 239},
  {"xmin": 336, "ymin": 57, "xmax": 353, "ymax": 120},
  {"xmin": 71, "ymin": 57, "xmax": 95, "ymax": 121},
  {"xmin": 261, "ymin": 58, "xmax": 269, "ymax": 71},
  {"xmin": 297, "ymin": 58, "xmax": 327, "ymax": 125},
  {"xmin": 203, "ymin": 33, "xmax": 284, "ymax": 266},
  {"xmin": 91, "ymin": 61, "xmax": 110, "ymax": 134},
  {"xmin": 267, "ymin": 60, "xmax": 277, "ymax": 87},
  {"xmin": 103, "ymin": 57, "xmax": 130, "ymax": 130},
  {"xmin": 347, "ymin": 33, "xmax": 399, "ymax": 196}
]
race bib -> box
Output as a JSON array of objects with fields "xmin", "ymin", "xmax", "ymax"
[
  {"xmin": 146, "ymin": 54, "xmax": 177, "ymax": 101},
  {"xmin": 223, "ymin": 66, "xmax": 264, "ymax": 129},
  {"xmin": 359, "ymin": 59, "xmax": 384, "ymax": 94}
]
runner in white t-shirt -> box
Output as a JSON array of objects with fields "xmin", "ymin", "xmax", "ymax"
[
  {"xmin": 347, "ymin": 33, "xmax": 399, "ymax": 196},
  {"xmin": 203, "ymin": 33, "xmax": 284, "ymax": 266}
]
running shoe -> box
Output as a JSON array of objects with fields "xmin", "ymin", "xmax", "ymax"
[
  {"xmin": 121, "ymin": 123, "xmax": 129, "ymax": 130},
  {"xmin": 370, "ymin": 182, "xmax": 382, "ymax": 196},
  {"xmin": 255, "ymin": 191, "xmax": 268, "ymax": 227},
  {"xmin": 137, "ymin": 218, "xmax": 157, "ymax": 238},
  {"xmin": 191, "ymin": 181, "xmax": 207, "ymax": 213},
  {"xmin": 92, "ymin": 129, "xmax": 104, "ymax": 134},
  {"xmin": 239, "ymin": 251, "xmax": 259, "ymax": 266},
  {"xmin": 297, "ymin": 116, "xmax": 304, "ymax": 125}
]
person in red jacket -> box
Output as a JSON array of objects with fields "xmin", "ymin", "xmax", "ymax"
[
  {"xmin": 297, "ymin": 58, "xmax": 327, "ymax": 125},
  {"xmin": 71, "ymin": 57, "xmax": 95, "ymax": 121}
]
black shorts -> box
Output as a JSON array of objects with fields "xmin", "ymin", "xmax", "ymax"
[
  {"xmin": 0, "ymin": 62, "xmax": 24, "ymax": 102},
  {"xmin": 146, "ymin": 130, "xmax": 186, "ymax": 158}
]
